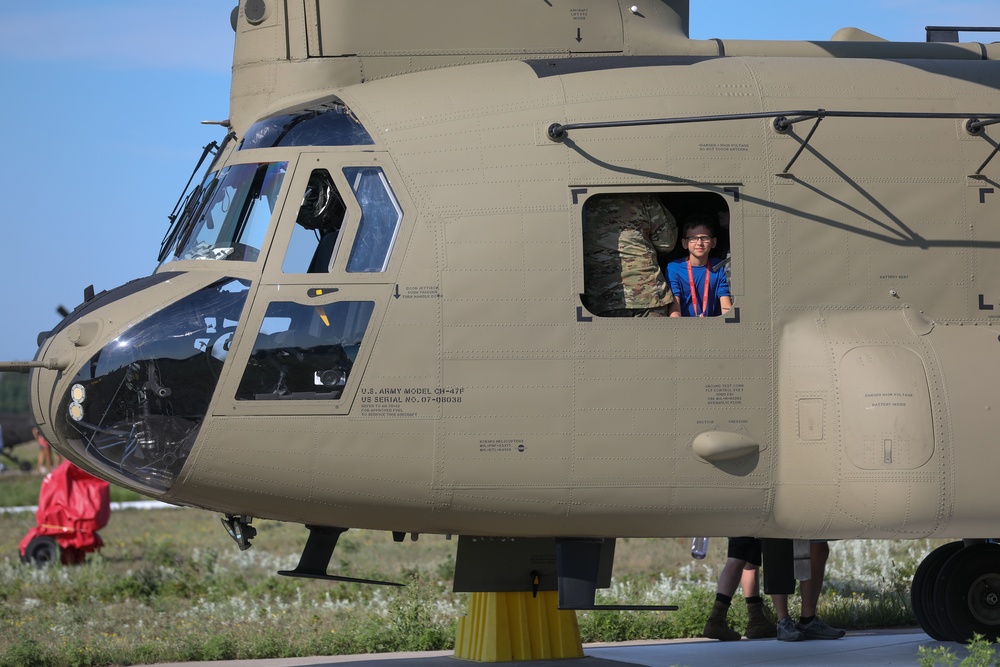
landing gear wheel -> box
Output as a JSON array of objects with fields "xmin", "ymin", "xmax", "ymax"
[
  {"xmin": 934, "ymin": 543, "xmax": 1000, "ymax": 643},
  {"xmin": 21, "ymin": 536, "xmax": 60, "ymax": 568},
  {"xmin": 912, "ymin": 541, "xmax": 963, "ymax": 641}
]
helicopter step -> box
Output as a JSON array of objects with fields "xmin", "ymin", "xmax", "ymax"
[{"xmin": 276, "ymin": 525, "xmax": 403, "ymax": 587}]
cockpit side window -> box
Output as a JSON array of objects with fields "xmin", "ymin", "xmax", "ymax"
[
  {"xmin": 344, "ymin": 167, "xmax": 402, "ymax": 273},
  {"xmin": 236, "ymin": 300, "xmax": 375, "ymax": 400},
  {"xmin": 281, "ymin": 169, "xmax": 347, "ymax": 273}
]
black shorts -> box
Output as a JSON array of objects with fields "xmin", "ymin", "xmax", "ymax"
[{"xmin": 727, "ymin": 537, "xmax": 763, "ymax": 566}]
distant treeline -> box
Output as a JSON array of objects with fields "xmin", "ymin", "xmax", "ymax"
[{"xmin": 0, "ymin": 373, "xmax": 30, "ymax": 415}]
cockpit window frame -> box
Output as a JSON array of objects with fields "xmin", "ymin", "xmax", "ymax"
[
  {"xmin": 260, "ymin": 152, "xmax": 414, "ymax": 287},
  {"xmin": 159, "ymin": 150, "xmax": 297, "ymax": 269},
  {"xmin": 210, "ymin": 283, "xmax": 387, "ymax": 417}
]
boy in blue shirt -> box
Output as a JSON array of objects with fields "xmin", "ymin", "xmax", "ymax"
[{"xmin": 667, "ymin": 214, "xmax": 732, "ymax": 318}]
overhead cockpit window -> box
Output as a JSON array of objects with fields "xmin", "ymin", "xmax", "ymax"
[
  {"xmin": 163, "ymin": 161, "xmax": 287, "ymax": 263},
  {"xmin": 344, "ymin": 167, "xmax": 402, "ymax": 273},
  {"xmin": 282, "ymin": 169, "xmax": 347, "ymax": 273},
  {"xmin": 236, "ymin": 300, "xmax": 375, "ymax": 400},
  {"xmin": 239, "ymin": 103, "xmax": 374, "ymax": 150}
]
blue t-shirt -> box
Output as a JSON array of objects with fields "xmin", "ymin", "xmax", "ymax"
[{"xmin": 666, "ymin": 259, "xmax": 731, "ymax": 317}]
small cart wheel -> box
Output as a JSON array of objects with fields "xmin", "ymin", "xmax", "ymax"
[{"xmin": 21, "ymin": 536, "xmax": 59, "ymax": 568}]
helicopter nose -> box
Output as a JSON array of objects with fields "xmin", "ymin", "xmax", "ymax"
[{"xmin": 37, "ymin": 275, "xmax": 251, "ymax": 495}]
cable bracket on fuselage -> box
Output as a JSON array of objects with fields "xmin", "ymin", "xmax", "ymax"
[{"xmin": 547, "ymin": 109, "xmax": 1000, "ymax": 177}]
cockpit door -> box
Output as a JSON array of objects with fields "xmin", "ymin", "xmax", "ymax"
[
  {"xmin": 211, "ymin": 282, "xmax": 385, "ymax": 416},
  {"xmin": 211, "ymin": 152, "xmax": 411, "ymax": 416}
]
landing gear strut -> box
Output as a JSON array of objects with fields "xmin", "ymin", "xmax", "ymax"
[{"xmin": 912, "ymin": 541, "xmax": 1000, "ymax": 642}]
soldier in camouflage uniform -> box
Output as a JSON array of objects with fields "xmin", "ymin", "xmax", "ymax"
[{"xmin": 583, "ymin": 194, "xmax": 678, "ymax": 317}]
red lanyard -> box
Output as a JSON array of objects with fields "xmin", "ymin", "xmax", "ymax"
[{"xmin": 687, "ymin": 259, "xmax": 712, "ymax": 317}]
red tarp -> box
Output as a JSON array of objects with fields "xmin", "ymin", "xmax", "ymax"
[{"xmin": 19, "ymin": 461, "xmax": 111, "ymax": 563}]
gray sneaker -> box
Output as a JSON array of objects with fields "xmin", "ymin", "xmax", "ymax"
[
  {"xmin": 777, "ymin": 617, "xmax": 804, "ymax": 642},
  {"xmin": 796, "ymin": 617, "xmax": 846, "ymax": 640}
]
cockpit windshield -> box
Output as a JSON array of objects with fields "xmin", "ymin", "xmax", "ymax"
[{"xmin": 161, "ymin": 161, "xmax": 287, "ymax": 264}]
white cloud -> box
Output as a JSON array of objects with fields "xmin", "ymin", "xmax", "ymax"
[{"xmin": 0, "ymin": 2, "xmax": 235, "ymax": 72}]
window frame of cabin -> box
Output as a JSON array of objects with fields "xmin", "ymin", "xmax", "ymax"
[{"xmin": 572, "ymin": 185, "xmax": 742, "ymax": 319}]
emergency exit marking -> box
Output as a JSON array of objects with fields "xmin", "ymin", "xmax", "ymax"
[
  {"xmin": 980, "ymin": 188, "xmax": 995, "ymax": 203},
  {"xmin": 979, "ymin": 294, "xmax": 995, "ymax": 311}
]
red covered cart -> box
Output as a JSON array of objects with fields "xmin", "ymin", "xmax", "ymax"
[{"xmin": 19, "ymin": 461, "xmax": 111, "ymax": 566}]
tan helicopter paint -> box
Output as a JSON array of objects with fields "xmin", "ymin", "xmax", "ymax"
[
  {"xmin": 169, "ymin": 54, "xmax": 998, "ymax": 542},
  {"xmin": 23, "ymin": 2, "xmax": 1000, "ymax": 544}
]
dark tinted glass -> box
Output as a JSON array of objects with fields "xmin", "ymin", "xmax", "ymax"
[
  {"xmin": 56, "ymin": 279, "xmax": 250, "ymax": 492},
  {"xmin": 239, "ymin": 105, "xmax": 374, "ymax": 150}
]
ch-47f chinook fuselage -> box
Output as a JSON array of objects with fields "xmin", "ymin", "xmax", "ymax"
[{"xmin": 8, "ymin": 0, "xmax": 1000, "ymax": 642}]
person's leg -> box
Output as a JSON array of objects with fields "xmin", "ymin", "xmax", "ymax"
[
  {"xmin": 717, "ymin": 557, "xmax": 745, "ymax": 598},
  {"xmin": 742, "ymin": 564, "xmax": 777, "ymax": 639},
  {"xmin": 771, "ymin": 593, "xmax": 803, "ymax": 641},
  {"xmin": 795, "ymin": 542, "xmax": 844, "ymax": 639},
  {"xmin": 799, "ymin": 540, "xmax": 828, "ymax": 619},
  {"xmin": 740, "ymin": 563, "xmax": 758, "ymax": 596},
  {"xmin": 704, "ymin": 556, "xmax": 745, "ymax": 641}
]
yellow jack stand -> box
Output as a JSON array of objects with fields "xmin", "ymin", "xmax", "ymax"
[{"xmin": 454, "ymin": 591, "xmax": 584, "ymax": 662}]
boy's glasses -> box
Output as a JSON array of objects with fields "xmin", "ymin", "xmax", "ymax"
[{"xmin": 684, "ymin": 235, "xmax": 714, "ymax": 244}]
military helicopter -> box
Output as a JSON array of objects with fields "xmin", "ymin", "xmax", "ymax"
[{"xmin": 4, "ymin": 0, "xmax": 1000, "ymax": 646}]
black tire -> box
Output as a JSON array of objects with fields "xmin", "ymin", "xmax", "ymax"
[
  {"xmin": 912, "ymin": 541, "xmax": 964, "ymax": 641},
  {"xmin": 936, "ymin": 543, "xmax": 1000, "ymax": 643},
  {"xmin": 21, "ymin": 536, "xmax": 60, "ymax": 568}
]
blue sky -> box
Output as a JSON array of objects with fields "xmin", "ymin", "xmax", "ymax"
[{"xmin": 1, "ymin": 1, "xmax": 999, "ymax": 361}]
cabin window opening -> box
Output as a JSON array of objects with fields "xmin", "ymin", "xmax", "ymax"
[
  {"xmin": 282, "ymin": 169, "xmax": 347, "ymax": 273},
  {"xmin": 236, "ymin": 300, "xmax": 374, "ymax": 401},
  {"xmin": 580, "ymin": 191, "xmax": 731, "ymax": 317},
  {"xmin": 344, "ymin": 167, "xmax": 403, "ymax": 273}
]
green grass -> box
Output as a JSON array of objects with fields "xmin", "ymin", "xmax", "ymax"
[
  {"xmin": 0, "ymin": 508, "xmax": 462, "ymax": 666},
  {"xmin": 918, "ymin": 635, "xmax": 1000, "ymax": 666},
  {"xmin": 0, "ymin": 462, "xmax": 944, "ymax": 666},
  {"xmin": 0, "ymin": 500, "xmax": 940, "ymax": 666}
]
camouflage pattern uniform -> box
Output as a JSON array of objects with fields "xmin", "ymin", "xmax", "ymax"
[{"xmin": 583, "ymin": 194, "xmax": 677, "ymax": 316}]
